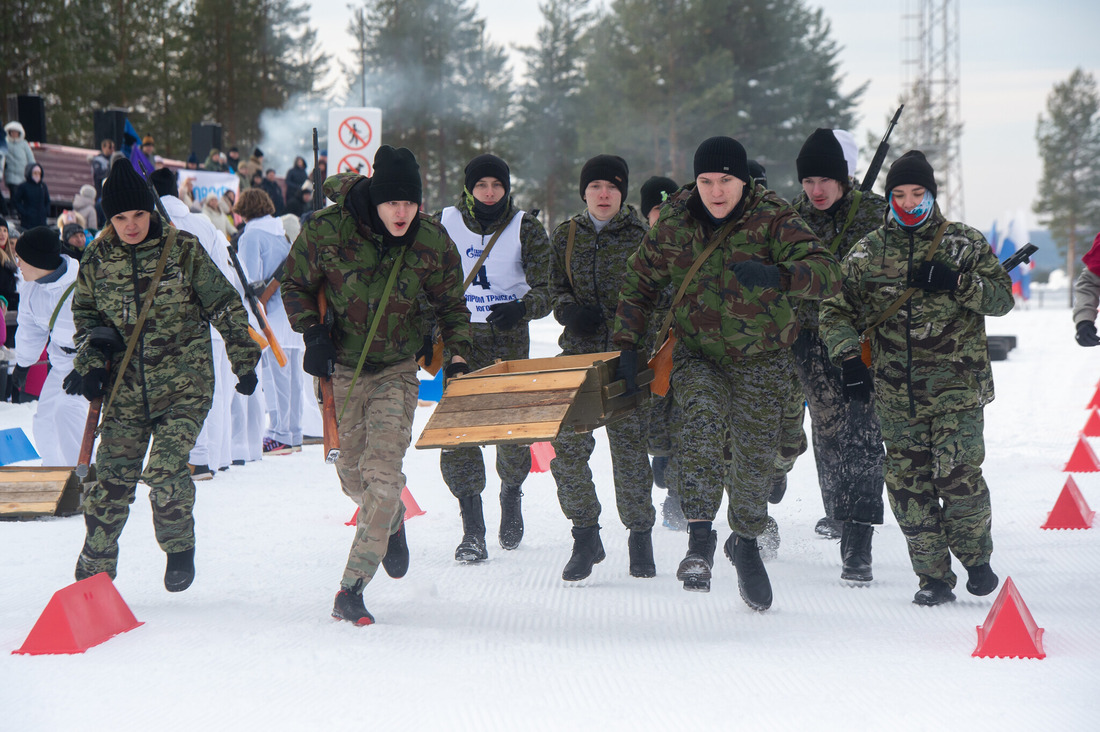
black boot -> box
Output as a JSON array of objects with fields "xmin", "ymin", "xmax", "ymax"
[
  {"xmin": 913, "ymin": 579, "xmax": 956, "ymax": 606},
  {"xmin": 332, "ymin": 580, "xmax": 375, "ymax": 625},
  {"xmin": 455, "ymin": 495, "xmax": 488, "ymax": 562},
  {"xmin": 499, "ymin": 484, "xmax": 524, "ymax": 550},
  {"xmin": 965, "ymin": 563, "xmax": 999, "ymax": 596},
  {"xmin": 676, "ymin": 522, "xmax": 717, "ymax": 592},
  {"xmin": 164, "ymin": 547, "xmax": 195, "ymax": 593},
  {"xmin": 840, "ymin": 522, "xmax": 873, "ymax": 583},
  {"xmin": 724, "ymin": 534, "xmax": 773, "ymax": 611},
  {"xmin": 815, "ymin": 516, "xmax": 843, "ymax": 539},
  {"xmin": 381, "ymin": 522, "xmax": 409, "ymax": 579},
  {"xmin": 628, "ymin": 529, "xmax": 656, "ymax": 578},
  {"xmin": 651, "ymin": 455, "xmax": 669, "ymax": 489},
  {"xmin": 768, "ymin": 474, "xmax": 787, "ymax": 504},
  {"xmin": 562, "ymin": 525, "xmax": 605, "ymax": 581}
]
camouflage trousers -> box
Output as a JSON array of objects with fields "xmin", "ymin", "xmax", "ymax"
[
  {"xmin": 792, "ymin": 328, "xmax": 885, "ymax": 523},
  {"xmin": 672, "ymin": 348, "xmax": 789, "ymax": 538},
  {"xmin": 773, "ymin": 363, "xmax": 808, "ymax": 477},
  {"xmin": 441, "ymin": 321, "xmax": 531, "ymax": 497},
  {"xmin": 77, "ymin": 404, "xmax": 205, "ymax": 580},
  {"xmin": 332, "ymin": 360, "xmax": 418, "ymax": 589},
  {"xmin": 551, "ymin": 406, "xmax": 655, "ymax": 532},
  {"xmin": 878, "ymin": 407, "xmax": 993, "ymax": 590}
]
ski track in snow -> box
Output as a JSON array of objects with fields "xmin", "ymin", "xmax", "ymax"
[{"xmin": 2, "ymin": 307, "xmax": 1100, "ymax": 730}]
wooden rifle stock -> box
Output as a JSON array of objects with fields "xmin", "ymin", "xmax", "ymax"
[
  {"xmin": 318, "ymin": 291, "xmax": 340, "ymax": 464},
  {"xmin": 75, "ymin": 395, "xmax": 102, "ymax": 479},
  {"xmin": 228, "ymin": 245, "xmax": 288, "ymax": 367}
]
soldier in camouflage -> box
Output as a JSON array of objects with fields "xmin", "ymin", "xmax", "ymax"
[
  {"xmin": 613, "ymin": 136, "xmax": 841, "ymax": 610},
  {"xmin": 436, "ymin": 154, "xmax": 551, "ymax": 562},
  {"xmin": 786, "ymin": 128, "xmax": 889, "ymax": 582},
  {"xmin": 282, "ymin": 146, "xmax": 472, "ymax": 625},
  {"xmin": 549, "ymin": 154, "xmax": 655, "ymax": 582},
  {"xmin": 69, "ymin": 158, "xmax": 260, "ymax": 592},
  {"xmin": 818, "ymin": 150, "xmax": 1014, "ymax": 606}
]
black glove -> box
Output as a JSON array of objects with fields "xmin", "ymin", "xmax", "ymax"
[
  {"xmin": 62, "ymin": 370, "xmax": 82, "ymax": 395},
  {"xmin": 840, "ymin": 357, "xmax": 872, "ymax": 403},
  {"xmin": 910, "ymin": 261, "xmax": 959, "ymax": 292},
  {"xmin": 235, "ymin": 370, "xmax": 258, "ymax": 395},
  {"xmin": 616, "ymin": 349, "xmax": 639, "ymax": 396},
  {"xmin": 303, "ymin": 324, "xmax": 337, "ymax": 377},
  {"xmin": 1076, "ymin": 321, "xmax": 1100, "ymax": 347},
  {"xmin": 82, "ymin": 367, "xmax": 110, "ymax": 400},
  {"xmin": 486, "ymin": 300, "xmax": 526, "ymax": 330},
  {"xmin": 88, "ymin": 325, "xmax": 124, "ymax": 355},
  {"xmin": 731, "ymin": 260, "xmax": 781, "ymax": 290},
  {"xmin": 561, "ymin": 303, "xmax": 603, "ymax": 336},
  {"xmin": 415, "ymin": 335, "xmax": 435, "ymax": 368},
  {"xmin": 444, "ymin": 361, "xmax": 470, "ymax": 379},
  {"xmin": 12, "ymin": 365, "xmax": 29, "ymax": 391}
]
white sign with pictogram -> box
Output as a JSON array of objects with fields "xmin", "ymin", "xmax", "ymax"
[{"xmin": 328, "ymin": 107, "xmax": 382, "ymax": 178}]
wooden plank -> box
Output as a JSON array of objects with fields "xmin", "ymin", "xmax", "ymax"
[
  {"xmin": 0, "ymin": 490, "xmax": 64, "ymax": 504},
  {"xmin": 602, "ymin": 368, "xmax": 655, "ymax": 400},
  {"xmin": 472, "ymin": 352, "xmax": 622, "ymax": 376},
  {"xmin": 0, "ymin": 501, "xmax": 60, "ymax": 516},
  {"xmin": 425, "ymin": 404, "xmax": 573, "ymax": 429},
  {"xmin": 0, "ymin": 467, "xmax": 75, "ymax": 482},
  {"xmin": 416, "ymin": 421, "xmax": 563, "ymax": 449},
  {"xmin": 432, "ymin": 389, "xmax": 578, "ymax": 415},
  {"xmin": 442, "ymin": 370, "xmax": 589, "ymax": 398}
]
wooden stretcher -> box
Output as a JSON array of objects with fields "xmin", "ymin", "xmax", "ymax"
[
  {"xmin": 0, "ymin": 466, "xmax": 90, "ymax": 519},
  {"xmin": 415, "ymin": 352, "xmax": 653, "ymax": 449}
]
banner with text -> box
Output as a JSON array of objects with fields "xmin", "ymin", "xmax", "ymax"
[{"xmin": 177, "ymin": 170, "xmax": 240, "ymax": 204}]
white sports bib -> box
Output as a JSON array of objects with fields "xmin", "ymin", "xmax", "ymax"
[{"xmin": 441, "ymin": 206, "xmax": 531, "ymax": 323}]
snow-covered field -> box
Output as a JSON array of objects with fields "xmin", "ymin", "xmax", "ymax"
[{"xmin": 2, "ymin": 305, "xmax": 1098, "ymax": 731}]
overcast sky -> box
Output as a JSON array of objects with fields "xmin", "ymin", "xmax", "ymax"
[{"xmin": 309, "ymin": 0, "xmax": 1100, "ymax": 232}]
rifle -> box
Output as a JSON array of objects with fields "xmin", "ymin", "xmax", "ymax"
[
  {"xmin": 860, "ymin": 105, "xmax": 904, "ymax": 193},
  {"xmin": 75, "ymin": 327, "xmax": 124, "ymax": 480},
  {"xmin": 228, "ymin": 244, "xmax": 288, "ymax": 367},
  {"xmin": 257, "ymin": 261, "xmax": 285, "ymax": 307},
  {"xmin": 1001, "ymin": 243, "xmax": 1039, "ymax": 273},
  {"xmin": 312, "ymin": 128, "xmax": 324, "ymax": 212},
  {"xmin": 317, "ymin": 290, "xmax": 340, "ymax": 464}
]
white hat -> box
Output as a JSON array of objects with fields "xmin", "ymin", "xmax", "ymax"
[
  {"xmin": 832, "ymin": 129, "xmax": 859, "ymax": 179},
  {"xmin": 4, "ymin": 121, "xmax": 26, "ymax": 136}
]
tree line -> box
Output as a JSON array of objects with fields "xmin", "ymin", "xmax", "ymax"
[{"xmin": 1, "ymin": 0, "xmax": 327, "ymax": 158}]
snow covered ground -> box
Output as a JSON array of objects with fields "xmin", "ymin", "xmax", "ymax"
[{"xmin": 2, "ymin": 304, "xmax": 1098, "ymax": 731}]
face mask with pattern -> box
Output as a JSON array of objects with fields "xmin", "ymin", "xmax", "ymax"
[{"xmin": 889, "ymin": 190, "xmax": 935, "ymax": 228}]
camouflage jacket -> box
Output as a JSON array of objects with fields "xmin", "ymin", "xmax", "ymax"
[
  {"xmin": 550, "ymin": 204, "xmax": 649, "ymax": 354},
  {"xmin": 72, "ymin": 220, "xmax": 259, "ymax": 418},
  {"xmin": 612, "ymin": 183, "xmax": 841, "ymax": 366},
  {"xmin": 282, "ymin": 173, "xmax": 472, "ymax": 369},
  {"xmin": 791, "ymin": 187, "xmax": 887, "ymax": 328},
  {"xmin": 437, "ymin": 191, "xmax": 552, "ymax": 323},
  {"xmin": 818, "ymin": 205, "xmax": 1014, "ymax": 418}
]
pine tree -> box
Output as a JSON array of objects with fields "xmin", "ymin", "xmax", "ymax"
[
  {"xmin": 509, "ymin": 0, "xmax": 594, "ymax": 226},
  {"xmin": 1034, "ymin": 68, "xmax": 1100, "ymax": 296},
  {"xmin": 579, "ymin": 0, "xmax": 861, "ymax": 201}
]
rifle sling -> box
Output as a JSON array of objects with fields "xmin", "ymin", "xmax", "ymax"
[
  {"xmin": 100, "ymin": 229, "xmax": 178, "ymax": 426},
  {"xmin": 462, "ymin": 212, "xmax": 517, "ymax": 291},
  {"xmin": 860, "ymin": 220, "xmax": 949, "ymax": 344},
  {"xmin": 828, "ymin": 190, "xmax": 863, "ymax": 255},
  {"xmin": 339, "ymin": 254, "xmax": 405, "ymax": 422}
]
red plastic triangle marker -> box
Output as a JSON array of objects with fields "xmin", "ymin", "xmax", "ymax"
[
  {"xmin": 1041, "ymin": 476, "xmax": 1095, "ymax": 529},
  {"xmin": 1088, "ymin": 383, "xmax": 1100, "ymax": 410},
  {"xmin": 13, "ymin": 573, "xmax": 143, "ymax": 655},
  {"xmin": 530, "ymin": 441, "xmax": 556, "ymax": 473},
  {"xmin": 401, "ymin": 486, "xmax": 426, "ymax": 519},
  {"xmin": 1083, "ymin": 409, "xmax": 1100, "ymax": 438},
  {"xmin": 973, "ymin": 577, "xmax": 1045, "ymax": 659},
  {"xmin": 345, "ymin": 507, "xmax": 359, "ymax": 527},
  {"xmin": 1063, "ymin": 436, "xmax": 1100, "ymax": 472}
]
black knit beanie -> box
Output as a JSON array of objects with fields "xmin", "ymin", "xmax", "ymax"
[
  {"xmin": 579, "ymin": 154, "xmax": 629, "ymax": 200},
  {"xmin": 693, "ymin": 136, "xmax": 750, "ymax": 183},
  {"xmin": 747, "ymin": 160, "xmax": 767, "ymax": 188},
  {"xmin": 149, "ymin": 167, "xmax": 179, "ymax": 198},
  {"xmin": 796, "ymin": 128, "xmax": 848, "ymax": 182},
  {"xmin": 62, "ymin": 223, "xmax": 85, "ymax": 243},
  {"xmin": 15, "ymin": 226, "xmax": 63, "ymax": 271},
  {"xmin": 885, "ymin": 150, "xmax": 937, "ymax": 197},
  {"xmin": 369, "ymin": 146, "xmax": 422, "ymax": 206},
  {"xmin": 101, "ymin": 158, "xmax": 156, "ymax": 220},
  {"xmin": 464, "ymin": 154, "xmax": 510, "ymax": 197},
  {"xmin": 640, "ymin": 176, "xmax": 678, "ymax": 215}
]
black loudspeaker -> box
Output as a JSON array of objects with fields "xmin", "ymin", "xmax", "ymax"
[
  {"xmin": 94, "ymin": 109, "xmax": 128, "ymax": 149},
  {"xmin": 6, "ymin": 95, "xmax": 46, "ymax": 143},
  {"xmin": 191, "ymin": 123, "xmax": 223, "ymax": 163}
]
